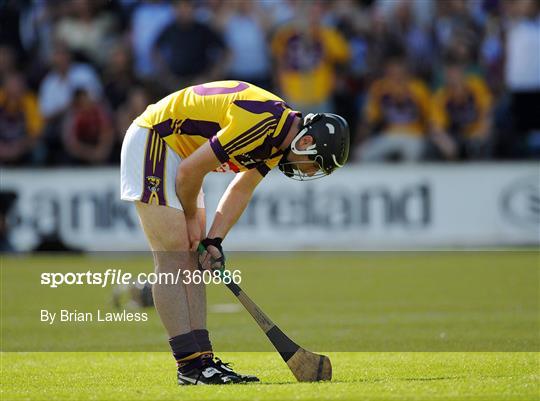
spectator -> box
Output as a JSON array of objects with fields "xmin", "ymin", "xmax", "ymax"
[
  {"xmin": 18, "ymin": 1, "xmax": 65, "ymax": 72},
  {"xmin": 480, "ymin": 15, "xmax": 505, "ymax": 93},
  {"xmin": 259, "ymin": 0, "xmax": 296, "ymax": 27},
  {"xmin": 55, "ymin": 0, "xmax": 117, "ymax": 66},
  {"xmin": 331, "ymin": 2, "xmax": 375, "ymax": 142},
  {"xmin": 103, "ymin": 43, "xmax": 139, "ymax": 111},
  {"xmin": 62, "ymin": 88, "xmax": 113, "ymax": 165},
  {"xmin": 388, "ymin": 1, "xmax": 434, "ymax": 80},
  {"xmin": 116, "ymin": 86, "xmax": 150, "ymax": 139},
  {"xmin": 0, "ymin": 72, "xmax": 43, "ymax": 165},
  {"xmin": 504, "ymin": 0, "xmax": 540, "ymax": 158},
  {"xmin": 219, "ymin": 1, "xmax": 272, "ymax": 90},
  {"xmin": 113, "ymin": 86, "xmax": 150, "ymax": 163},
  {"xmin": 38, "ymin": 43, "xmax": 102, "ymax": 164},
  {"xmin": 0, "ymin": 45, "xmax": 17, "ymax": 82},
  {"xmin": 0, "ymin": 0, "xmax": 534, "ymax": 165},
  {"xmin": 356, "ymin": 53, "xmax": 431, "ymax": 162},
  {"xmin": 130, "ymin": 0, "xmax": 174, "ymax": 79},
  {"xmin": 0, "ymin": 0, "xmax": 24, "ymax": 57},
  {"xmin": 195, "ymin": 0, "xmax": 226, "ymax": 26},
  {"xmin": 433, "ymin": 0, "xmax": 481, "ymax": 56},
  {"xmin": 271, "ymin": 1, "xmax": 350, "ymax": 114},
  {"xmin": 430, "ymin": 58, "xmax": 493, "ymax": 160},
  {"xmin": 153, "ymin": 0, "xmax": 228, "ymax": 93},
  {"xmin": 374, "ymin": 0, "xmax": 435, "ymax": 29},
  {"xmin": 39, "ymin": 43, "xmax": 102, "ymax": 120},
  {"xmin": 332, "ymin": 1, "xmax": 370, "ymax": 78}
]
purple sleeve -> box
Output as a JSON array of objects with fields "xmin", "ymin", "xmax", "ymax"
[
  {"xmin": 210, "ymin": 136, "xmax": 229, "ymax": 163},
  {"xmin": 255, "ymin": 163, "xmax": 271, "ymax": 177}
]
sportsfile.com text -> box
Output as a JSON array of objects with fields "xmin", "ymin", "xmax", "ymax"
[{"xmin": 40, "ymin": 269, "xmax": 242, "ymax": 288}]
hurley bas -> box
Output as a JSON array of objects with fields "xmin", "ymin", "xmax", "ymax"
[{"xmin": 41, "ymin": 309, "xmax": 148, "ymax": 324}]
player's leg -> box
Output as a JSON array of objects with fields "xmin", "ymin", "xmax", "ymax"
[
  {"xmin": 188, "ymin": 206, "xmax": 259, "ymax": 383},
  {"xmin": 134, "ymin": 201, "xmax": 192, "ymax": 337},
  {"xmin": 121, "ymin": 124, "xmax": 234, "ymax": 385},
  {"xmin": 121, "ymin": 124, "xmax": 193, "ymax": 338},
  {"xmin": 135, "ymin": 202, "xmax": 234, "ymax": 384},
  {"xmin": 187, "ymin": 208, "xmax": 212, "ymax": 356}
]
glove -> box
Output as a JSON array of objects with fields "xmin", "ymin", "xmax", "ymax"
[{"xmin": 198, "ymin": 237, "xmax": 225, "ymax": 272}]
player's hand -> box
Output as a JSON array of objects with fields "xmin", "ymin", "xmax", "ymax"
[
  {"xmin": 198, "ymin": 237, "xmax": 225, "ymax": 271},
  {"xmin": 186, "ymin": 217, "xmax": 201, "ymax": 252}
]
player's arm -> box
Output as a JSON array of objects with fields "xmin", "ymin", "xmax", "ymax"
[
  {"xmin": 200, "ymin": 106, "xmax": 270, "ymax": 249},
  {"xmin": 176, "ymin": 142, "xmax": 221, "ymax": 249},
  {"xmin": 207, "ymin": 168, "xmax": 264, "ymax": 239}
]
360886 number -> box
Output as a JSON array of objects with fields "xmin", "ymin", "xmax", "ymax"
[{"xmin": 182, "ymin": 269, "xmax": 242, "ymax": 285}]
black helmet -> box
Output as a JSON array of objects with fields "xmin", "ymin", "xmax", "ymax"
[{"xmin": 279, "ymin": 113, "xmax": 350, "ymax": 180}]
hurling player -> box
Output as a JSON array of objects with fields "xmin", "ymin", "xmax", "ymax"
[{"xmin": 120, "ymin": 81, "xmax": 349, "ymax": 385}]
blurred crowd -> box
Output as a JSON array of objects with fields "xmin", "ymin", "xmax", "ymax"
[{"xmin": 0, "ymin": 0, "xmax": 539, "ymax": 167}]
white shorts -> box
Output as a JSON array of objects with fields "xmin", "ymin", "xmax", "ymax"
[{"xmin": 120, "ymin": 123, "xmax": 204, "ymax": 210}]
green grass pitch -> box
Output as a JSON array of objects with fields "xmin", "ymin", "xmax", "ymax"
[
  {"xmin": 1, "ymin": 251, "xmax": 539, "ymax": 400},
  {"xmin": 2, "ymin": 352, "xmax": 538, "ymax": 400}
]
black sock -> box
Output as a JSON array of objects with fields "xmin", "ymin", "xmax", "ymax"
[
  {"xmin": 178, "ymin": 356, "xmax": 203, "ymax": 373},
  {"xmin": 169, "ymin": 331, "xmax": 201, "ymax": 370},
  {"xmin": 193, "ymin": 329, "xmax": 213, "ymax": 357}
]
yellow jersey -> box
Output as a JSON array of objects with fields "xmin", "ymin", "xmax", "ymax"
[
  {"xmin": 271, "ymin": 26, "xmax": 350, "ymax": 105},
  {"xmin": 0, "ymin": 89, "xmax": 43, "ymax": 139},
  {"xmin": 431, "ymin": 76, "xmax": 492, "ymax": 138},
  {"xmin": 365, "ymin": 78, "xmax": 431, "ymax": 136},
  {"xmin": 135, "ymin": 81, "xmax": 299, "ymax": 176}
]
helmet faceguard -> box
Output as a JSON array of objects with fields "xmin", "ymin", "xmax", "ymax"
[
  {"xmin": 278, "ymin": 154, "xmax": 328, "ymax": 181},
  {"xmin": 278, "ymin": 113, "xmax": 350, "ymax": 181}
]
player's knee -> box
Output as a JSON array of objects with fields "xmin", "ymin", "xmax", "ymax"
[
  {"xmin": 149, "ymin": 232, "xmax": 188, "ymax": 252},
  {"xmin": 135, "ymin": 202, "xmax": 190, "ymax": 252}
]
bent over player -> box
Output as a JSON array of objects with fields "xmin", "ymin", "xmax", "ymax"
[{"xmin": 120, "ymin": 81, "xmax": 349, "ymax": 385}]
